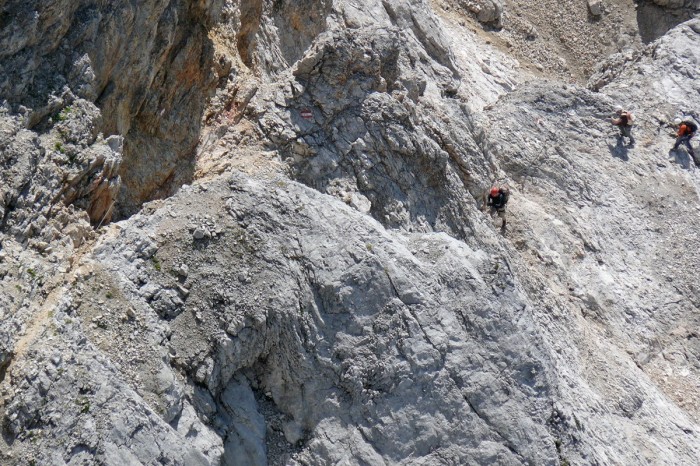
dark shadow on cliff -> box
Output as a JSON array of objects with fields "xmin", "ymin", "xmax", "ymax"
[
  {"xmin": 608, "ymin": 140, "xmax": 629, "ymax": 161},
  {"xmin": 0, "ymin": 1, "xmax": 225, "ymax": 223},
  {"xmin": 636, "ymin": 1, "xmax": 695, "ymax": 44},
  {"xmin": 668, "ymin": 149, "xmax": 693, "ymax": 169},
  {"xmin": 113, "ymin": 1, "xmax": 223, "ymax": 219}
]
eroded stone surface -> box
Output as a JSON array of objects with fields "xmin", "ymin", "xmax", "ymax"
[{"xmin": 2, "ymin": 2, "xmax": 700, "ymax": 466}]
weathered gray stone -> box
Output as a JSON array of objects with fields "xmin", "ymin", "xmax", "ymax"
[
  {"xmin": 193, "ymin": 228, "xmax": 208, "ymax": 240},
  {"xmin": 220, "ymin": 374, "xmax": 267, "ymax": 465},
  {"xmin": 2, "ymin": 2, "xmax": 700, "ymax": 466},
  {"xmin": 588, "ymin": 0, "xmax": 603, "ymax": 16}
]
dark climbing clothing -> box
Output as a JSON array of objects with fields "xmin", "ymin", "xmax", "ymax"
[
  {"xmin": 487, "ymin": 189, "xmax": 509, "ymax": 211},
  {"xmin": 674, "ymin": 135, "xmax": 695, "ymax": 153},
  {"xmin": 483, "ymin": 186, "xmax": 509, "ymax": 230},
  {"xmin": 678, "ymin": 121, "xmax": 698, "ymax": 136},
  {"xmin": 619, "ymin": 125, "xmax": 633, "ymax": 141},
  {"xmin": 674, "ymin": 122, "xmax": 697, "ymax": 160}
]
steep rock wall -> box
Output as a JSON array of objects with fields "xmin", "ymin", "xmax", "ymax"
[
  {"xmin": 639, "ymin": 0, "xmax": 700, "ymax": 43},
  {"xmin": 199, "ymin": 0, "xmax": 511, "ymax": 241},
  {"xmin": 0, "ymin": 0, "xmax": 224, "ymax": 235}
]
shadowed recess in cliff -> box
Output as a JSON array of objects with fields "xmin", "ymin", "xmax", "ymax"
[
  {"xmin": 235, "ymin": 0, "xmax": 332, "ymax": 74},
  {"xmin": 237, "ymin": 0, "xmax": 264, "ymax": 68},
  {"xmin": 0, "ymin": 0, "xmax": 226, "ymax": 227},
  {"xmin": 111, "ymin": 0, "xmax": 224, "ymax": 219},
  {"xmin": 636, "ymin": 1, "xmax": 697, "ymax": 44},
  {"xmin": 270, "ymin": 0, "xmax": 332, "ymax": 70}
]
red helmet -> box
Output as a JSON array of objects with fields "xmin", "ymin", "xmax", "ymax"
[{"xmin": 490, "ymin": 186, "xmax": 500, "ymax": 196}]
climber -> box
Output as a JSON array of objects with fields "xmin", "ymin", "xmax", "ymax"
[
  {"xmin": 482, "ymin": 184, "xmax": 509, "ymax": 230},
  {"xmin": 673, "ymin": 118, "xmax": 698, "ymax": 166},
  {"xmin": 611, "ymin": 106, "xmax": 635, "ymax": 146}
]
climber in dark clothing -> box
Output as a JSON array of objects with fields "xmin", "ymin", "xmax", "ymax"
[
  {"xmin": 673, "ymin": 119, "xmax": 698, "ymax": 166},
  {"xmin": 483, "ymin": 185, "xmax": 509, "ymax": 230},
  {"xmin": 611, "ymin": 107, "xmax": 635, "ymax": 146}
]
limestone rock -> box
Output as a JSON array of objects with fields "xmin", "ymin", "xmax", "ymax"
[
  {"xmin": 2, "ymin": 2, "xmax": 700, "ymax": 466},
  {"xmin": 588, "ymin": 0, "xmax": 603, "ymax": 16},
  {"xmin": 452, "ymin": 0, "xmax": 504, "ymax": 27},
  {"xmin": 0, "ymin": 0, "xmax": 226, "ymax": 223}
]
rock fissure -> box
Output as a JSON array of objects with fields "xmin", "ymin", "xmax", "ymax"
[{"xmin": 462, "ymin": 393, "xmax": 524, "ymax": 459}]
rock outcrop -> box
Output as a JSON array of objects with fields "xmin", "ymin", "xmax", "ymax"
[
  {"xmin": 638, "ymin": 0, "xmax": 700, "ymax": 42},
  {"xmin": 2, "ymin": 1, "xmax": 700, "ymax": 465},
  {"xmin": 0, "ymin": 0, "xmax": 225, "ymax": 231}
]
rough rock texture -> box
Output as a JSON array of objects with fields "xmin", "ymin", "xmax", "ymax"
[
  {"xmin": 0, "ymin": 0, "xmax": 225, "ymax": 226},
  {"xmin": 2, "ymin": 1, "xmax": 700, "ymax": 465},
  {"xmin": 62, "ymin": 175, "xmax": 559, "ymax": 465},
  {"xmin": 434, "ymin": 0, "xmax": 699, "ymax": 82},
  {"xmin": 638, "ymin": 0, "xmax": 700, "ymax": 43},
  {"xmin": 460, "ymin": 0, "xmax": 503, "ymax": 26},
  {"xmin": 201, "ymin": 0, "xmax": 507, "ymax": 238}
]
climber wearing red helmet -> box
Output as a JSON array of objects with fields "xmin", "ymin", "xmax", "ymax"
[{"xmin": 482, "ymin": 183, "xmax": 510, "ymax": 230}]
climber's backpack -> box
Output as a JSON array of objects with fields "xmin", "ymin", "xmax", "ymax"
[
  {"xmin": 622, "ymin": 112, "xmax": 634, "ymax": 126},
  {"xmin": 500, "ymin": 185, "xmax": 510, "ymax": 200},
  {"xmin": 684, "ymin": 120, "xmax": 698, "ymax": 133},
  {"xmin": 496, "ymin": 184, "xmax": 510, "ymax": 206}
]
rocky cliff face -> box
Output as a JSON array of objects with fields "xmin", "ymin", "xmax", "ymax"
[
  {"xmin": 1, "ymin": 1, "xmax": 700, "ymax": 465},
  {"xmin": 0, "ymin": 0, "xmax": 225, "ymax": 231}
]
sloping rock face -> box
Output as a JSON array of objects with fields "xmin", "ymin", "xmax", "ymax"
[
  {"xmin": 2, "ymin": 1, "xmax": 700, "ymax": 466},
  {"xmin": 201, "ymin": 0, "xmax": 515, "ymax": 237},
  {"xmin": 480, "ymin": 21, "xmax": 700, "ymax": 465},
  {"xmin": 67, "ymin": 175, "xmax": 558, "ymax": 465}
]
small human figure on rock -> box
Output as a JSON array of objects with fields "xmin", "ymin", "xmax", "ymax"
[
  {"xmin": 482, "ymin": 184, "xmax": 509, "ymax": 231},
  {"xmin": 672, "ymin": 118, "xmax": 698, "ymax": 166},
  {"xmin": 611, "ymin": 106, "xmax": 635, "ymax": 146}
]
